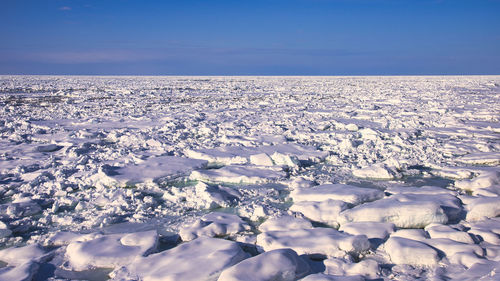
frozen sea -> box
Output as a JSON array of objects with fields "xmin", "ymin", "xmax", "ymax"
[{"xmin": 0, "ymin": 75, "xmax": 499, "ymax": 280}]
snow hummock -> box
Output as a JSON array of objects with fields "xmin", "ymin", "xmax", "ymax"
[
  {"xmin": 218, "ymin": 248, "xmax": 310, "ymax": 281},
  {"xmin": 106, "ymin": 155, "xmax": 208, "ymax": 186},
  {"xmin": 384, "ymin": 237, "xmax": 440, "ymax": 266},
  {"xmin": 257, "ymin": 228, "xmax": 370, "ymax": 258},
  {"xmin": 65, "ymin": 230, "xmax": 158, "ymax": 270},
  {"xmin": 352, "ymin": 163, "xmax": 398, "ymax": 180},
  {"xmin": 179, "ymin": 212, "xmax": 251, "ymax": 241},
  {"xmin": 110, "ymin": 237, "xmax": 249, "ymax": 281},
  {"xmin": 190, "ymin": 165, "xmax": 286, "ymax": 184},
  {"xmin": 258, "ymin": 215, "xmax": 313, "ymax": 232},
  {"xmin": 290, "ymin": 199, "xmax": 348, "ymax": 227},
  {"xmin": 290, "ymin": 184, "xmax": 384, "ymax": 205},
  {"xmin": 338, "ymin": 196, "xmax": 448, "ymax": 228}
]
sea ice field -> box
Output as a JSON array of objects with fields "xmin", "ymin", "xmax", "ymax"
[{"xmin": 0, "ymin": 75, "xmax": 499, "ymax": 281}]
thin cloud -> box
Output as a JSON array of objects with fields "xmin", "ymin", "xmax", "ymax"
[{"xmin": 59, "ymin": 6, "xmax": 72, "ymax": 11}]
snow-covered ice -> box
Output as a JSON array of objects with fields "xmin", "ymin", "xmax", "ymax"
[
  {"xmin": 0, "ymin": 75, "xmax": 499, "ymax": 280},
  {"xmin": 110, "ymin": 237, "xmax": 249, "ymax": 280},
  {"xmin": 218, "ymin": 248, "xmax": 310, "ymax": 281}
]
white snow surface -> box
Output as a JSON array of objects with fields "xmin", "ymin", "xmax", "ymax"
[{"xmin": 0, "ymin": 75, "xmax": 499, "ymax": 280}]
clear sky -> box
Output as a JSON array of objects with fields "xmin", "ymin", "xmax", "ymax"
[{"xmin": 1, "ymin": 0, "xmax": 499, "ymax": 75}]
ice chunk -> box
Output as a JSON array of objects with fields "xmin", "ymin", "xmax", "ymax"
[
  {"xmin": 339, "ymin": 196, "xmax": 448, "ymax": 228},
  {"xmin": 0, "ymin": 262, "xmax": 39, "ymax": 281},
  {"xmin": 163, "ymin": 182, "xmax": 239, "ymax": 209},
  {"xmin": 455, "ymin": 171, "xmax": 500, "ymax": 194},
  {"xmin": 384, "ymin": 237, "xmax": 440, "ymax": 266},
  {"xmin": 452, "ymin": 260, "xmax": 500, "ymax": 280},
  {"xmin": 290, "ymin": 199, "xmax": 348, "ymax": 227},
  {"xmin": 179, "ymin": 212, "xmax": 251, "ymax": 241},
  {"xmin": 0, "ymin": 244, "xmax": 49, "ymax": 266},
  {"xmin": 423, "ymin": 238, "xmax": 483, "ymax": 258},
  {"xmin": 257, "ymin": 228, "xmax": 370, "ymax": 258},
  {"xmin": 457, "ymin": 152, "xmax": 500, "ymax": 166},
  {"xmin": 110, "ymin": 237, "xmax": 249, "ymax": 281},
  {"xmin": 385, "ymin": 185, "xmax": 456, "ymax": 196},
  {"xmin": 45, "ymin": 231, "xmax": 104, "ymax": 246},
  {"xmin": 466, "ymin": 218, "xmax": 500, "ymax": 245},
  {"xmin": 424, "ymin": 224, "xmax": 475, "ymax": 244},
  {"xmin": 448, "ymin": 251, "xmax": 487, "ymax": 268},
  {"xmin": 323, "ymin": 258, "xmax": 380, "ymax": 279},
  {"xmin": 249, "ymin": 153, "xmax": 274, "ymax": 166},
  {"xmin": 218, "ymin": 249, "xmax": 310, "ymax": 281},
  {"xmin": 431, "ymin": 167, "xmax": 473, "ymax": 180},
  {"xmin": 189, "ymin": 165, "xmax": 286, "ymax": 184},
  {"xmin": 390, "ymin": 229, "xmax": 428, "ymax": 241},
  {"xmin": 352, "ymin": 164, "xmax": 397, "ymax": 180},
  {"xmin": 465, "ymin": 196, "xmax": 500, "ymax": 221},
  {"xmin": 290, "ymin": 184, "xmax": 384, "ymax": 205},
  {"xmin": 109, "ymin": 156, "xmax": 208, "ymax": 186},
  {"xmin": 339, "ymin": 222, "xmax": 395, "ymax": 240},
  {"xmin": 270, "ymin": 151, "xmax": 300, "ymax": 167},
  {"xmin": 185, "ymin": 146, "xmax": 254, "ymax": 165},
  {"xmin": 0, "ymin": 199, "xmax": 42, "ymax": 219},
  {"xmin": 258, "ymin": 215, "xmax": 313, "ymax": 232},
  {"xmin": 186, "ymin": 144, "xmax": 327, "ymax": 166},
  {"xmin": 65, "ymin": 230, "xmax": 158, "ymax": 270}
]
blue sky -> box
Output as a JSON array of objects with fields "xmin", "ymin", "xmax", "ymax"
[{"xmin": 1, "ymin": 0, "xmax": 499, "ymax": 75}]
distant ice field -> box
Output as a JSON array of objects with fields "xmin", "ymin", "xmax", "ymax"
[{"xmin": 0, "ymin": 76, "xmax": 499, "ymax": 280}]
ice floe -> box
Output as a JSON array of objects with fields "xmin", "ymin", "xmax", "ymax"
[
  {"xmin": 218, "ymin": 248, "xmax": 310, "ymax": 281},
  {"xmin": 257, "ymin": 228, "xmax": 370, "ymax": 258},
  {"xmin": 65, "ymin": 230, "xmax": 158, "ymax": 270},
  {"xmin": 179, "ymin": 212, "xmax": 251, "ymax": 241},
  {"xmin": 110, "ymin": 237, "xmax": 249, "ymax": 281}
]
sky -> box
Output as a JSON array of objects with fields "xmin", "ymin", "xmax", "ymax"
[{"xmin": 1, "ymin": 0, "xmax": 499, "ymax": 75}]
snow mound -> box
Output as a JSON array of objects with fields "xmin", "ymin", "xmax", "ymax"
[
  {"xmin": 339, "ymin": 196, "xmax": 448, "ymax": 228},
  {"xmin": 455, "ymin": 171, "xmax": 500, "ymax": 195},
  {"xmin": 466, "ymin": 218, "xmax": 500, "ymax": 245},
  {"xmin": 290, "ymin": 184, "xmax": 384, "ymax": 205},
  {"xmin": 110, "ymin": 237, "xmax": 249, "ymax": 281},
  {"xmin": 0, "ymin": 262, "xmax": 39, "ymax": 281},
  {"xmin": 218, "ymin": 248, "xmax": 310, "ymax": 281},
  {"xmin": 258, "ymin": 215, "xmax": 313, "ymax": 232},
  {"xmin": 290, "ymin": 199, "xmax": 348, "ymax": 227},
  {"xmin": 0, "ymin": 244, "xmax": 49, "ymax": 266},
  {"xmin": 179, "ymin": 212, "xmax": 251, "ymax": 241},
  {"xmin": 384, "ymin": 237, "xmax": 440, "ymax": 266},
  {"xmin": 323, "ymin": 258, "xmax": 380, "ymax": 279},
  {"xmin": 422, "ymin": 238, "xmax": 483, "ymax": 261},
  {"xmin": 0, "ymin": 243, "xmax": 51, "ymax": 281},
  {"xmin": 108, "ymin": 156, "xmax": 208, "ymax": 186},
  {"xmin": 457, "ymin": 152, "xmax": 500, "ymax": 166},
  {"xmin": 424, "ymin": 224, "xmax": 475, "ymax": 244},
  {"xmin": 352, "ymin": 163, "xmax": 398, "ymax": 180},
  {"xmin": 190, "ymin": 165, "xmax": 286, "ymax": 184},
  {"xmin": 65, "ymin": 230, "xmax": 158, "ymax": 270},
  {"xmin": 186, "ymin": 144, "xmax": 327, "ymax": 166},
  {"xmin": 465, "ymin": 196, "xmax": 500, "ymax": 221},
  {"xmin": 163, "ymin": 182, "xmax": 239, "ymax": 209},
  {"xmin": 339, "ymin": 222, "xmax": 395, "ymax": 240},
  {"xmin": 256, "ymin": 228, "xmax": 370, "ymax": 258}
]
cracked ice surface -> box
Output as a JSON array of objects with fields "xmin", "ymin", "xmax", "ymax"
[{"xmin": 0, "ymin": 75, "xmax": 499, "ymax": 280}]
